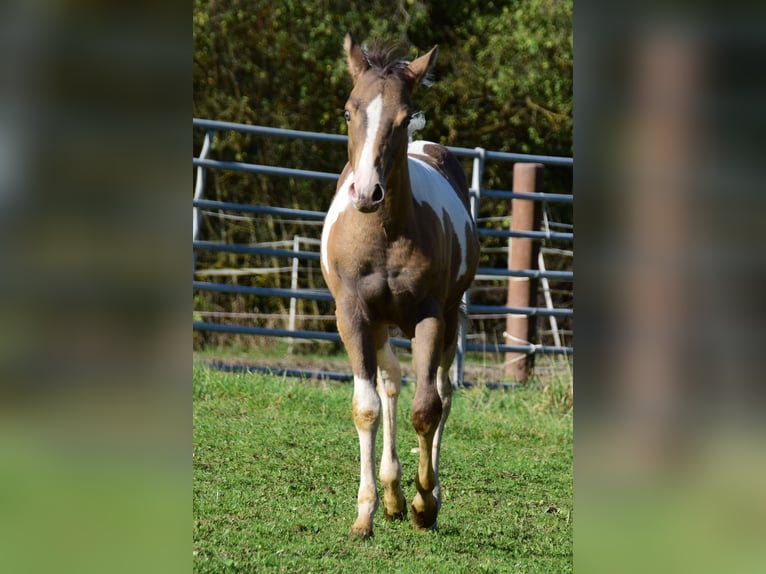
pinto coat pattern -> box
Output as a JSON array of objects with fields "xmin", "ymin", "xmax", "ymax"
[{"xmin": 320, "ymin": 33, "xmax": 479, "ymax": 539}]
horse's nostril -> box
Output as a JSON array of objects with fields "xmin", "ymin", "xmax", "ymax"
[{"xmin": 372, "ymin": 184, "xmax": 384, "ymax": 204}]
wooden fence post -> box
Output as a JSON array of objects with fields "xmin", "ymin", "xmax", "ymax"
[{"xmin": 505, "ymin": 163, "xmax": 543, "ymax": 382}]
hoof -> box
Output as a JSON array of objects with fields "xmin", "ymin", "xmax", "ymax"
[
  {"xmin": 348, "ymin": 524, "xmax": 374, "ymax": 540},
  {"xmin": 411, "ymin": 503, "xmax": 438, "ymax": 531},
  {"xmin": 411, "ymin": 489, "xmax": 438, "ymax": 530},
  {"xmin": 384, "ymin": 508, "xmax": 407, "ymax": 521},
  {"xmin": 383, "ymin": 492, "xmax": 407, "ymax": 521}
]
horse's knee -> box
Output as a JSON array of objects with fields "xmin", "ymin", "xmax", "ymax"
[
  {"xmin": 411, "ymin": 387, "xmax": 442, "ymax": 435},
  {"xmin": 353, "ymin": 377, "xmax": 381, "ymax": 431},
  {"xmin": 353, "ymin": 405, "xmax": 380, "ymax": 431},
  {"xmin": 436, "ymin": 369, "xmax": 453, "ymax": 413},
  {"xmin": 377, "ymin": 345, "xmax": 401, "ymax": 398},
  {"xmin": 377, "ymin": 370, "xmax": 401, "ymax": 398},
  {"xmin": 352, "ymin": 396, "xmax": 380, "ymax": 431}
]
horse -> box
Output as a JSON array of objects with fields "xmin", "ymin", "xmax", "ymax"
[{"xmin": 320, "ymin": 33, "xmax": 479, "ymax": 539}]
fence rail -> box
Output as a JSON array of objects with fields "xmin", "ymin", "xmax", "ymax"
[
  {"xmin": 194, "ymin": 199, "xmax": 327, "ymax": 220},
  {"xmin": 193, "ymin": 157, "xmax": 340, "ymax": 182},
  {"xmin": 193, "ymin": 118, "xmax": 573, "ymax": 385}
]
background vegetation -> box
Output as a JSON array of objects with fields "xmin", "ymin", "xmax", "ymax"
[
  {"xmin": 193, "ymin": 0, "xmax": 572, "ymax": 156},
  {"xmin": 193, "ymin": 0, "xmax": 573, "ymax": 354}
]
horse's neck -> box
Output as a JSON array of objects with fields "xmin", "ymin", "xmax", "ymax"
[{"xmin": 379, "ymin": 155, "xmax": 415, "ymax": 234}]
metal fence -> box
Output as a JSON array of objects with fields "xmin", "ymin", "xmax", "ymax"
[{"xmin": 193, "ymin": 117, "xmax": 573, "ymax": 385}]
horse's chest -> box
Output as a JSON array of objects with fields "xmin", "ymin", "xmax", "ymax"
[
  {"xmin": 341, "ymin": 248, "xmax": 434, "ymax": 309},
  {"xmin": 350, "ymin": 257, "xmax": 427, "ymax": 293},
  {"xmin": 384, "ymin": 265, "xmax": 429, "ymax": 298},
  {"xmin": 322, "ymin": 202, "xmax": 447, "ymax": 315}
]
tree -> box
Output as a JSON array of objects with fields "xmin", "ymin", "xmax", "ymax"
[{"xmin": 193, "ymin": 0, "xmax": 573, "ymax": 201}]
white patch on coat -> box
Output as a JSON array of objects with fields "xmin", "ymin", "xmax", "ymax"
[
  {"xmin": 407, "ymin": 148, "xmax": 472, "ymax": 280},
  {"xmin": 320, "ymin": 170, "xmax": 353, "ymax": 273},
  {"xmin": 406, "ymin": 139, "xmax": 431, "ymax": 157}
]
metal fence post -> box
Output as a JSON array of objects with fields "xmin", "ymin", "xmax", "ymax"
[
  {"xmin": 538, "ymin": 250, "xmax": 562, "ymax": 348},
  {"xmin": 288, "ymin": 234, "xmax": 300, "ymax": 354},
  {"xmin": 193, "ymin": 130, "xmax": 214, "ymax": 273},
  {"xmin": 453, "ymin": 147, "xmax": 484, "ymax": 389},
  {"xmin": 505, "ymin": 163, "xmax": 543, "ymax": 382},
  {"xmin": 193, "ymin": 130, "xmax": 214, "ymax": 241}
]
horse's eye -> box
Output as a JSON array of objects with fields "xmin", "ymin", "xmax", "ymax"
[{"xmin": 344, "ymin": 110, "xmax": 351, "ymax": 122}]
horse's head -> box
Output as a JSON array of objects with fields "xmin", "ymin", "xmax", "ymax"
[{"xmin": 342, "ymin": 33, "xmax": 438, "ymax": 213}]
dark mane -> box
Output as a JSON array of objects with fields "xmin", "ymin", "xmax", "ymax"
[
  {"xmin": 365, "ymin": 43, "xmax": 408, "ymax": 75},
  {"xmin": 364, "ymin": 42, "xmax": 416, "ymax": 82}
]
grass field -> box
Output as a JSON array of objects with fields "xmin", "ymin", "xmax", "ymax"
[{"xmin": 193, "ymin": 363, "xmax": 572, "ymax": 573}]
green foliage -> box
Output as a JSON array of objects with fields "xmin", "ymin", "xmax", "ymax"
[
  {"xmin": 193, "ymin": 365, "xmax": 572, "ymax": 572},
  {"xmin": 193, "ymin": 0, "xmax": 572, "ymax": 201}
]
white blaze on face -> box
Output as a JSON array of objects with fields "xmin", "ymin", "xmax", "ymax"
[{"xmin": 353, "ymin": 94, "xmax": 384, "ymax": 195}]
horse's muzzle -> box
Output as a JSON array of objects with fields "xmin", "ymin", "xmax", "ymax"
[{"xmin": 350, "ymin": 182, "xmax": 385, "ymax": 213}]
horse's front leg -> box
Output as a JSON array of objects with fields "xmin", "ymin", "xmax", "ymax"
[
  {"xmin": 377, "ymin": 340, "xmax": 407, "ymax": 521},
  {"xmin": 410, "ymin": 313, "xmax": 444, "ymax": 531},
  {"xmin": 350, "ymin": 372, "xmax": 380, "ymax": 539},
  {"xmin": 337, "ymin": 312, "xmax": 383, "ymax": 539}
]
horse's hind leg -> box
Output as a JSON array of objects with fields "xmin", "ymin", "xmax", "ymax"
[
  {"xmin": 377, "ymin": 339, "xmax": 407, "ymax": 520},
  {"xmin": 432, "ymin": 332, "xmax": 457, "ymax": 513}
]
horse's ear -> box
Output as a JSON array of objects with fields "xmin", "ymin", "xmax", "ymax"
[
  {"xmin": 405, "ymin": 45, "xmax": 439, "ymax": 92},
  {"xmin": 344, "ymin": 33, "xmax": 369, "ymax": 84}
]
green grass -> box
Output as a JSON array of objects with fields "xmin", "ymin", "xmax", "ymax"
[{"xmin": 193, "ymin": 364, "xmax": 572, "ymax": 573}]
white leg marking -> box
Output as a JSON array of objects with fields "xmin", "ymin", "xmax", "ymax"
[
  {"xmin": 352, "ymin": 375, "xmax": 380, "ymax": 535},
  {"xmin": 431, "ymin": 364, "xmax": 453, "ymax": 511}
]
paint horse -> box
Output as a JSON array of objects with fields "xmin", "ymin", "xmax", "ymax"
[{"xmin": 320, "ymin": 34, "xmax": 479, "ymax": 539}]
